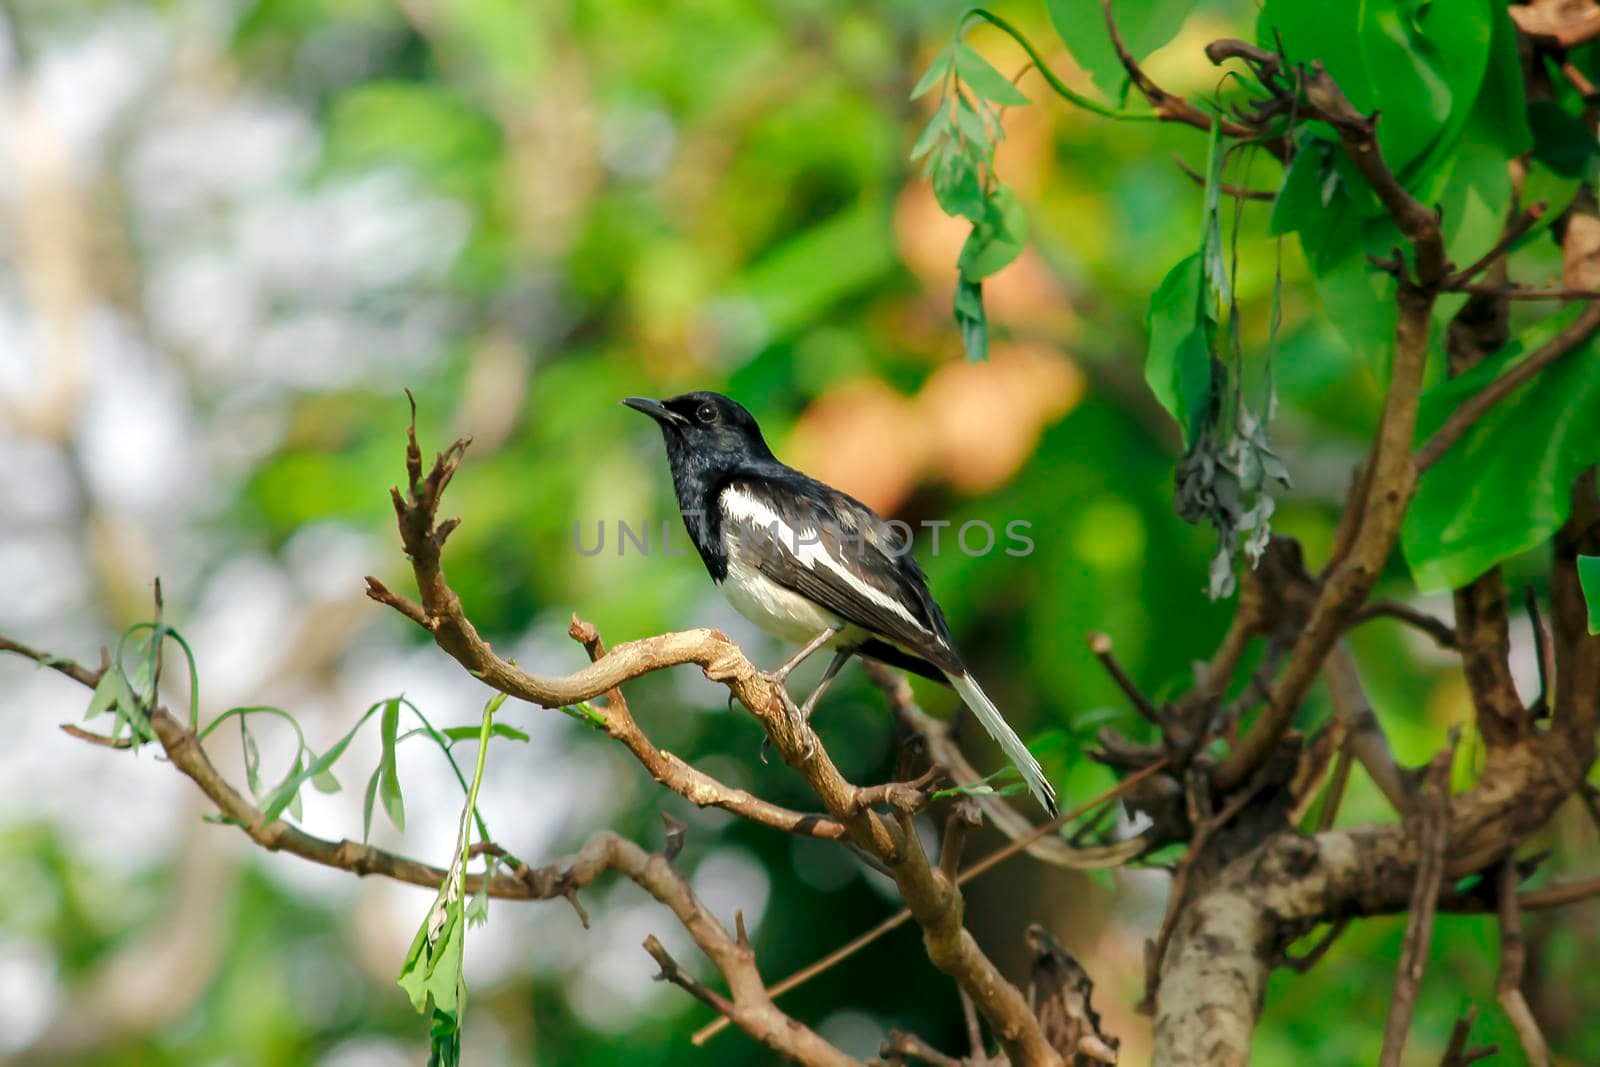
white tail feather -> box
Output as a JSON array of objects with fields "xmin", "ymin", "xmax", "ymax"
[{"xmin": 947, "ymin": 671, "xmax": 1057, "ymax": 816}]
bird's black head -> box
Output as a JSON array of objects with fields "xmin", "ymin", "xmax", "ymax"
[{"xmin": 622, "ymin": 391, "xmax": 776, "ymax": 473}]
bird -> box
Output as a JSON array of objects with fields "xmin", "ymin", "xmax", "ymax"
[{"xmin": 623, "ymin": 390, "xmax": 1057, "ymax": 816}]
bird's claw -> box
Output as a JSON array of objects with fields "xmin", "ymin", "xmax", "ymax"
[{"xmin": 768, "ymin": 676, "xmax": 816, "ymax": 762}]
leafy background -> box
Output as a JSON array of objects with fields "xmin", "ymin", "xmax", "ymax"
[{"xmin": 0, "ymin": 0, "xmax": 1596, "ymax": 1064}]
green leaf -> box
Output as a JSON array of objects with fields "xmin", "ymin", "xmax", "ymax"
[
  {"xmin": 1579, "ymin": 556, "xmax": 1600, "ymax": 635},
  {"xmin": 1359, "ymin": 0, "xmax": 1493, "ymax": 174},
  {"xmin": 83, "ymin": 667, "xmax": 134, "ymax": 723},
  {"xmin": 1438, "ymin": 12, "xmax": 1526, "ymax": 275},
  {"xmin": 953, "ymin": 91, "xmax": 991, "ymax": 152},
  {"xmin": 243, "ymin": 726, "xmax": 263, "ymax": 798},
  {"xmin": 1529, "ymin": 100, "xmax": 1600, "ymax": 180},
  {"xmin": 932, "ymin": 763, "xmax": 1023, "ymax": 801},
  {"xmin": 1144, "ymin": 253, "xmax": 1213, "ymax": 442},
  {"xmin": 1521, "ymin": 161, "xmax": 1584, "ymax": 242},
  {"xmin": 258, "ymin": 704, "xmax": 383, "ymax": 821},
  {"xmin": 1403, "ymin": 306, "xmax": 1600, "ymax": 590},
  {"xmin": 363, "ymin": 767, "xmax": 382, "ymax": 843},
  {"xmin": 1199, "ymin": 119, "xmax": 1231, "ymax": 314},
  {"xmin": 379, "ymin": 697, "xmax": 406, "ymax": 832},
  {"xmin": 466, "ymin": 861, "xmax": 495, "ymax": 928},
  {"xmin": 954, "ymin": 276, "xmax": 988, "ymax": 362},
  {"xmin": 1048, "ymin": 0, "xmax": 1195, "ymax": 100},
  {"xmin": 953, "ymin": 41, "xmax": 1028, "ymax": 107},
  {"xmin": 287, "ymin": 758, "xmax": 305, "ymax": 823},
  {"xmin": 1313, "ymin": 254, "xmax": 1399, "ymax": 381},
  {"xmin": 931, "ymin": 145, "xmax": 985, "ymax": 221},
  {"xmin": 1258, "ymin": 2, "xmax": 1373, "ymax": 116},
  {"xmin": 910, "ymin": 109, "xmax": 950, "ymax": 162},
  {"xmin": 441, "ymin": 722, "xmax": 530, "ymax": 743},
  {"xmin": 1472, "ymin": 2, "xmax": 1534, "ymax": 158},
  {"xmin": 1269, "ymin": 135, "xmax": 1334, "ymax": 238},
  {"xmin": 957, "ymin": 184, "xmax": 1028, "ymax": 280},
  {"xmin": 398, "ymin": 899, "xmax": 466, "ymax": 1016},
  {"xmin": 910, "ymin": 45, "xmax": 952, "ymax": 100}
]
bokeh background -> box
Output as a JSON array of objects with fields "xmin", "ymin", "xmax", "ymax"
[{"xmin": 1, "ymin": 0, "xmax": 1596, "ymax": 1064}]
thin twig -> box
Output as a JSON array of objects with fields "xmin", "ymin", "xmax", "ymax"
[
  {"xmin": 881, "ymin": 1030, "xmax": 964, "ymax": 1067},
  {"xmin": 1098, "ymin": 0, "xmax": 1257, "ymax": 139},
  {"xmin": 1315, "ymin": 746, "xmax": 1353, "ymax": 832},
  {"xmin": 868, "ymin": 660, "xmax": 1154, "ymax": 870},
  {"xmin": 1416, "ymin": 300, "xmax": 1600, "ymax": 471},
  {"xmin": 1172, "ymin": 154, "xmax": 1274, "ymax": 200},
  {"xmin": 1443, "ymin": 204, "xmax": 1547, "ymax": 288},
  {"xmin": 940, "ymin": 798, "xmax": 982, "ymax": 881},
  {"xmin": 1439, "ymin": 1006, "xmax": 1497, "ymax": 1067},
  {"xmin": 692, "ymin": 758, "xmax": 1169, "ymax": 1046},
  {"xmin": 1447, "ymin": 283, "xmax": 1600, "ymax": 300},
  {"xmin": 1495, "ymin": 858, "xmax": 1552, "ymax": 1067},
  {"xmin": 370, "ymin": 401, "xmax": 1060, "ymax": 1064},
  {"xmin": 1379, "ymin": 740, "xmax": 1455, "ymax": 1067},
  {"xmin": 1511, "ymin": 0, "xmax": 1600, "ymax": 48},
  {"xmin": 1350, "ymin": 601, "xmax": 1459, "ymax": 650},
  {"xmin": 1087, "ymin": 632, "xmax": 1164, "ymax": 728},
  {"xmin": 960, "ymin": 989, "xmax": 988, "ymax": 1065},
  {"xmin": 1325, "ymin": 643, "xmax": 1414, "ymax": 813},
  {"xmin": 1275, "ymin": 918, "xmax": 1349, "ymax": 973}
]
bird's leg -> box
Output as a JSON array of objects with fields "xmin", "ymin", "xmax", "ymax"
[
  {"xmin": 797, "ymin": 648, "xmax": 853, "ymax": 723},
  {"xmin": 769, "ymin": 626, "xmax": 841, "ymax": 684},
  {"xmin": 762, "ymin": 627, "xmax": 840, "ymax": 762}
]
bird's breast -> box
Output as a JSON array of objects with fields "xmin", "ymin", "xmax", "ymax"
[{"xmin": 719, "ymin": 555, "xmax": 853, "ymax": 645}]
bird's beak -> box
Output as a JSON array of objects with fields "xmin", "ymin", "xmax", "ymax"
[{"xmin": 622, "ymin": 396, "xmax": 688, "ymax": 426}]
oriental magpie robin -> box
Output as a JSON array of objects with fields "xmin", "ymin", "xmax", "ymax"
[{"xmin": 624, "ymin": 391, "xmax": 1057, "ymax": 815}]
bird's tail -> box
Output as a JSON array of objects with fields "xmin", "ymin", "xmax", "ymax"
[{"xmin": 946, "ymin": 671, "xmax": 1058, "ymax": 817}]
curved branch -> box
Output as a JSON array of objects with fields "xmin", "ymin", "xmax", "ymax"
[
  {"xmin": 1300, "ymin": 62, "xmax": 1445, "ymax": 285},
  {"xmin": 960, "ymin": 8, "xmax": 1158, "ymax": 122},
  {"xmin": 565, "ymin": 614, "xmax": 849, "ymax": 839},
  {"xmin": 1098, "ymin": 0, "xmax": 1253, "ymax": 138},
  {"xmin": 1349, "ymin": 600, "xmax": 1458, "ymax": 650},
  {"xmin": 369, "ymin": 407, "xmax": 1063, "ymax": 1065},
  {"xmin": 866, "ymin": 659, "xmax": 1152, "ymax": 869}
]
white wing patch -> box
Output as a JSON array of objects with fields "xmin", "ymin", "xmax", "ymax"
[{"xmin": 719, "ymin": 485, "xmax": 928, "ymax": 635}]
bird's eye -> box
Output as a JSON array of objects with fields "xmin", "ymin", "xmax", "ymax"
[{"xmin": 695, "ymin": 402, "xmax": 718, "ymax": 424}]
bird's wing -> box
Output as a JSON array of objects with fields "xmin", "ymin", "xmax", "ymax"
[{"xmin": 719, "ymin": 476, "xmax": 962, "ymax": 672}]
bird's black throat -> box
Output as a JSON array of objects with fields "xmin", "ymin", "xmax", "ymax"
[{"xmin": 625, "ymin": 391, "xmax": 782, "ymax": 581}]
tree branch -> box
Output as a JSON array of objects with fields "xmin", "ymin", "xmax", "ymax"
[
  {"xmin": 563, "ymin": 614, "xmax": 849, "ymax": 839},
  {"xmin": 1415, "ymin": 300, "xmax": 1600, "ymax": 472},
  {"xmin": 692, "ymin": 758, "xmax": 1168, "ymax": 1048},
  {"xmin": 1494, "ymin": 858, "xmax": 1552, "ymax": 1067},
  {"xmin": 1349, "ymin": 600, "xmax": 1458, "ymax": 650},
  {"xmin": 1511, "ymin": 0, "xmax": 1600, "ymax": 48},
  {"xmin": 537, "ymin": 830, "xmax": 854, "ymax": 1066},
  {"xmin": 1323, "ymin": 644, "xmax": 1413, "ymax": 814},
  {"xmin": 1378, "ymin": 742, "xmax": 1453, "ymax": 1067},
  {"xmin": 1099, "ymin": 0, "xmax": 1255, "ymax": 138},
  {"xmin": 1439, "ymin": 1006, "xmax": 1498, "ymax": 1067},
  {"xmin": 867, "ymin": 660, "xmax": 1153, "ymax": 870},
  {"xmin": 369, "ymin": 405, "xmax": 1062, "ymax": 1065},
  {"xmin": 1300, "ymin": 63, "xmax": 1445, "ymax": 285},
  {"xmin": 1212, "ymin": 61, "xmax": 1444, "ymax": 794}
]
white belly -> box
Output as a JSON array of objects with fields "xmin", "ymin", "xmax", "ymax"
[{"xmin": 719, "ymin": 556, "xmax": 857, "ymax": 646}]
